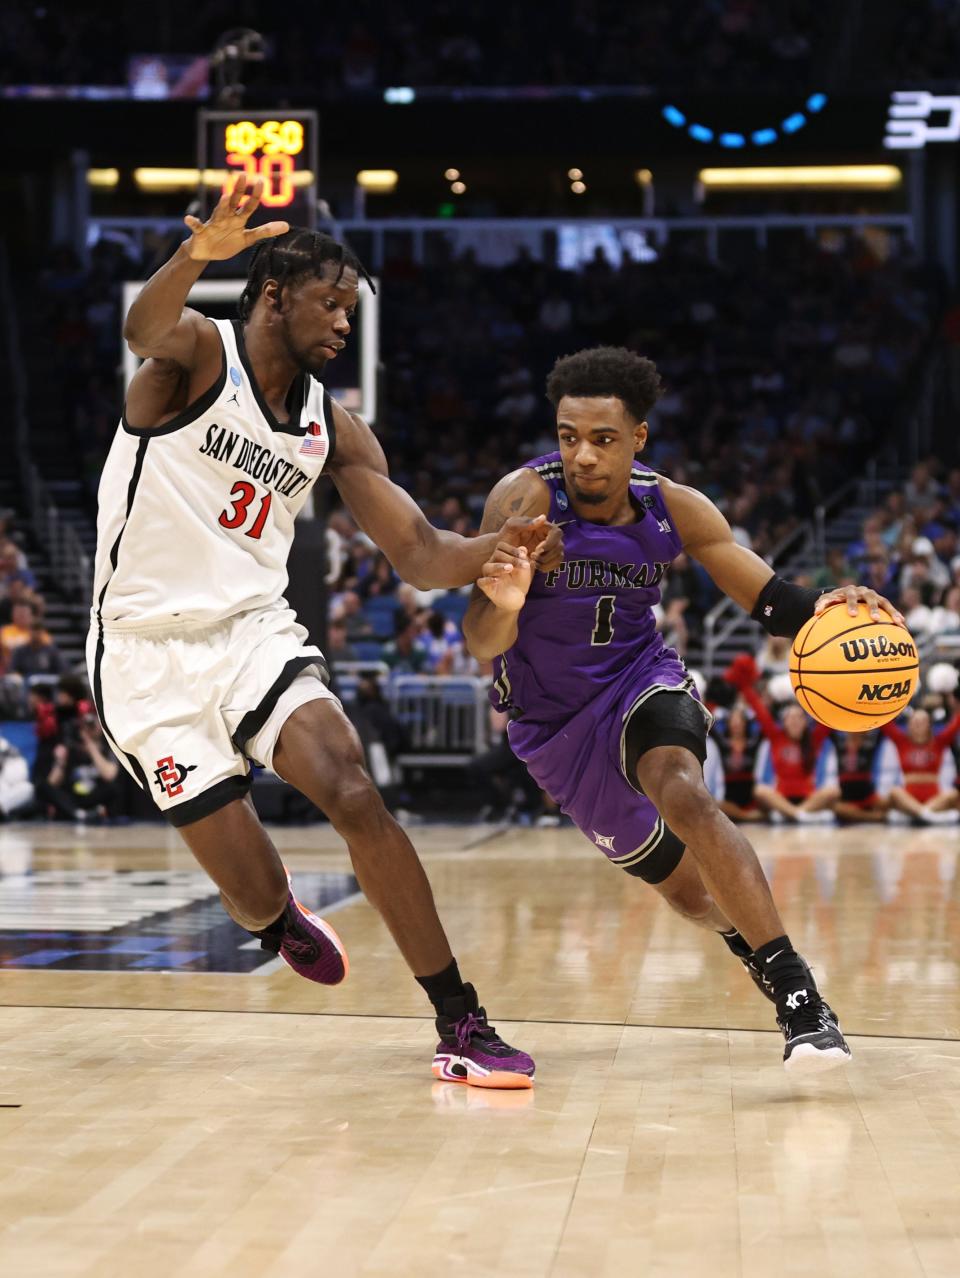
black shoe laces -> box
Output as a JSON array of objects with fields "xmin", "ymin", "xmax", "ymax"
[{"xmin": 782, "ymin": 993, "xmax": 829, "ymax": 1038}]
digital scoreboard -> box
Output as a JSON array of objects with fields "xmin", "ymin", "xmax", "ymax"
[{"xmin": 196, "ymin": 109, "xmax": 318, "ymax": 227}]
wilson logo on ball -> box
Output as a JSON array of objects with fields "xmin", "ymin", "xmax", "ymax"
[
  {"xmin": 839, "ymin": 636, "xmax": 917, "ymax": 662},
  {"xmin": 857, "ymin": 680, "xmax": 913, "ymax": 702}
]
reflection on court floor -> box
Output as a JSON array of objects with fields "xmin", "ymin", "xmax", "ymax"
[{"xmin": 0, "ymin": 867, "xmax": 358, "ymax": 973}]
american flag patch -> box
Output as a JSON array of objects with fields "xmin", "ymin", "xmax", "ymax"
[{"xmin": 299, "ymin": 421, "xmax": 328, "ymax": 459}]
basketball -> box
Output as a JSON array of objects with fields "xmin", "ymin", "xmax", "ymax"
[{"xmin": 789, "ymin": 603, "xmax": 919, "ymax": 731}]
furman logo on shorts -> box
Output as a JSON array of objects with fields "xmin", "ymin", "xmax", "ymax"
[{"xmin": 153, "ymin": 756, "xmax": 198, "ymax": 799}]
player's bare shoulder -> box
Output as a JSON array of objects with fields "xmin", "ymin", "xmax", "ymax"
[
  {"xmin": 480, "ymin": 467, "xmax": 551, "ymax": 533},
  {"xmin": 658, "ymin": 475, "xmax": 731, "ymax": 549}
]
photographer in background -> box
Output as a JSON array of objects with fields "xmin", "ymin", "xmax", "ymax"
[{"xmin": 35, "ymin": 707, "xmax": 121, "ymax": 823}]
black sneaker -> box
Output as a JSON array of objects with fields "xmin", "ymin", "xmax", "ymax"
[
  {"xmin": 741, "ymin": 952, "xmax": 776, "ymax": 1003},
  {"xmin": 742, "ymin": 953, "xmax": 833, "ymax": 1013},
  {"xmin": 778, "ymin": 989, "xmax": 851, "ymax": 1073}
]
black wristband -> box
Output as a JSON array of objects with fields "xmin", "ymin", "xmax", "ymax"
[{"xmin": 750, "ymin": 575, "xmax": 822, "ymax": 638}]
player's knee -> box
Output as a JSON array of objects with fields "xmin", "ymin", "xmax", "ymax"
[
  {"xmin": 224, "ymin": 859, "xmax": 289, "ymax": 930},
  {"xmin": 658, "ymin": 879, "xmax": 715, "ymax": 923},
  {"xmin": 655, "ymin": 772, "xmax": 719, "ymax": 841},
  {"xmin": 323, "ymin": 767, "xmax": 387, "ymax": 836}
]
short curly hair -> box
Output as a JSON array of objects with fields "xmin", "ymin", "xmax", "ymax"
[{"xmin": 546, "ymin": 346, "xmax": 663, "ymax": 423}]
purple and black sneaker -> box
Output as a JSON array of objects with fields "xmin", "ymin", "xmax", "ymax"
[
  {"xmin": 255, "ymin": 877, "xmax": 348, "ymax": 986},
  {"xmin": 431, "ymin": 984, "xmax": 535, "ymax": 1089}
]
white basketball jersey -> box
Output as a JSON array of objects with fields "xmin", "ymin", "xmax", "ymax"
[{"xmin": 92, "ymin": 318, "xmax": 335, "ymax": 630}]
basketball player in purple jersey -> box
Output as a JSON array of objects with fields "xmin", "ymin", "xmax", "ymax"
[
  {"xmin": 98, "ymin": 176, "xmax": 561, "ymax": 1089},
  {"xmin": 465, "ymin": 347, "xmax": 903, "ymax": 1072}
]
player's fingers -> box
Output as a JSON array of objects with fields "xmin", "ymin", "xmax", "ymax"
[
  {"xmin": 183, "ymin": 214, "xmax": 203, "ymax": 232},
  {"xmin": 877, "ymin": 594, "xmax": 906, "ymax": 626},
  {"xmin": 238, "ymin": 178, "xmax": 264, "ymax": 218},
  {"xmin": 246, "ymin": 221, "xmax": 290, "ymax": 243},
  {"xmin": 494, "ymin": 542, "xmax": 528, "ymax": 562},
  {"xmin": 844, "ymin": 585, "xmax": 860, "ymax": 617},
  {"xmin": 481, "ymin": 562, "xmax": 514, "ymax": 577},
  {"xmin": 227, "ymin": 173, "xmax": 247, "ymax": 210},
  {"xmin": 813, "ymin": 589, "xmax": 839, "ymax": 614}
]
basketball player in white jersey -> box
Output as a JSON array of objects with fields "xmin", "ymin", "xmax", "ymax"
[{"xmin": 89, "ymin": 175, "xmax": 557, "ymax": 1088}]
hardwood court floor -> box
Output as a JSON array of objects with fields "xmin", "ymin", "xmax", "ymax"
[{"xmin": 0, "ymin": 821, "xmax": 958, "ymax": 1277}]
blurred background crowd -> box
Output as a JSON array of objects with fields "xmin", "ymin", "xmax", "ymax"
[
  {"xmin": 4, "ymin": 0, "xmax": 960, "ymax": 828},
  {"xmin": 5, "ymin": 1, "xmax": 960, "ymax": 94}
]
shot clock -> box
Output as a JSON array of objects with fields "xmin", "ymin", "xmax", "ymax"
[{"xmin": 196, "ymin": 109, "xmax": 319, "ymax": 228}]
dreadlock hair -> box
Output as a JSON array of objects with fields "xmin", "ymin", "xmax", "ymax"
[
  {"xmin": 237, "ymin": 228, "xmax": 375, "ymax": 320},
  {"xmin": 545, "ymin": 346, "xmax": 663, "ymax": 423}
]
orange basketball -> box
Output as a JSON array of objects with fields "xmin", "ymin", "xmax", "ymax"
[{"xmin": 789, "ymin": 603, "xmax": 918, "ymax": 731}]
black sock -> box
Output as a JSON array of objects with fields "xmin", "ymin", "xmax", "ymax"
[
  {"xmin": 753, "ymin": 934, "xmax": 817, "ymax": 1015},
  {"xmin": 719, "ymin": 927, "xmax": 753, "ymax": 961},
  {"xmin": 416, "ymin": 958, "xmax": 467, "ymax": 1014}
]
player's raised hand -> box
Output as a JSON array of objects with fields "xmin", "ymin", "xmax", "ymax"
[
  {"xmin": 182, "ymin": 174, "xmax": 290, "ymax": 261},
  {"xmin": 496, "ymin": 514, "xmax": 564, "ymax": 573},
  {"xmin": 478, "ymin": 545, "xmax": 535, "ymax": 612}
]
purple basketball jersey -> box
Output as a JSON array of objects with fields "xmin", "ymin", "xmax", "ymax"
[{"xmin": 491, "ymin": 452, "xmax": 684, "ymax": 723}]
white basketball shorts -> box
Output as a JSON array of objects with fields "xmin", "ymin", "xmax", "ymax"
[{"xmin": 86, "ymin": 600, "xmax": 338, "ymax": 826}]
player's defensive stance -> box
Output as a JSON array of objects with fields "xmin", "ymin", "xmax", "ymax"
[
  {"xmin": 464, "ymin": 347, "xmax": 904, "ymax": 1073},
  {"xmin": 89, "ymin": 176, "xmax": 560, "ymax": 1088}
]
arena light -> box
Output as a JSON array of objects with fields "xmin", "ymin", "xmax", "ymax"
[
  {"xmin": 450, "ymin": 180, "xmax": 466, "ymax": 195},
  {"xmin": 634, "ymin": 169, "xmax": 653, "ymax": 186},
  {"xmin": 356, "ymin": 169, "xmax": 398, "ymax": 193},
  {"xmin": 134, "ymin": 167, "xmax": 316, "ymax": 192},
  {"xmin": 698, "ymin": 165, "xmax": 902, "ymax": 189},
  {"xmin": 570, "ymin": 180, "xmax": 586, "ymax": 194},
  {"xmin": 663, "ymin": 93, "xmax": 829, "ymax": 148},
  {"xmin": 444, "ymin": 167, "xmax": 460, "ymax": 181},
  {"xmin": 567, "ymin": 167, "xmax": 583, "ymax": 180},
  {"xmin": 87, "ymin": 168, "xmax": 119, "ymax": 188}
]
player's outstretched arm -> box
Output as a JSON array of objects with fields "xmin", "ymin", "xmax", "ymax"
[
  {"xmin": 329, "ymin": 412, "xmax": 560, "ymax": 589},
  {"xmin": 123, "ymin": 174, "xmax": 288, "ymax": 365},
  {"xmin": 661, "ymin": 478, "xmax": 903, "ymax": 637},
  {"xmin": 462, "ymin": 470, "xmax": 552, "ymax": 659}
]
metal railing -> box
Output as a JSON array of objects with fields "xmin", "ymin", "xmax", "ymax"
[
  {"xmin": 331, "ymin": 666, "xmax": 490, "ymax": 767},
  {"xmin": 88, "ymin": 212, "xmax": 916, "ymax": 271},
  {"xmin": 21, "ymin": 462, "xmax": 93, "ymax": 600},
  {"xmin": 702, "ymin": 515, "xmax": 818, "ymax": 677}
]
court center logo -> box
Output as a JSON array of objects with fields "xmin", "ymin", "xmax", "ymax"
[{"xmin": 153, "ymin": 755, "xmax": 198, "ymax": 799}]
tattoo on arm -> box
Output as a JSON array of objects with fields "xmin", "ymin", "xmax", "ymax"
[{"xmin": 481, "ymin": 483, "xmax": 543, "ymax": 533}]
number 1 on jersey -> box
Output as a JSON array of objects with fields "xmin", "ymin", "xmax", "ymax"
[
  {"xmin": 591, "ymin": 595, "xmax": 616, "ymax": 645},
  {"xmin": 218, "ymin": 481, "xmax": 272, "ymax": 540}
]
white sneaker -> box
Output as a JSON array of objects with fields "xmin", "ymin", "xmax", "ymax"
[
  {"xmin": 795, "ymin": 810, "xmax": 836, "ymax": 825},
  {"xmin": 923, "ymin": 809, "xmax": 960, "ymax": 825},
  {"xmin": 886, "ymin": 810, "xmax": 912, "ymax": 825}
]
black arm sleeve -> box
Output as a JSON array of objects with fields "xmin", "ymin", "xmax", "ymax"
[{"xmin": 750, "ymin": 574, "xmax": 823, "ymax": 638}]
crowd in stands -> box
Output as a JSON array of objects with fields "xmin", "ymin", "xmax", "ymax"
[
  {"xmin": 704, "ymin": 651, "xmax": 960, "ymax": 827},
  {"xmin": 3, "ymin": 1, "xmax": 829, "ymax": 94},
  {"xmin": 700, "ymin": 453, "xmax": 960, "ymax": 828},
  {"xmin": 0, "ymin": 513, "xmax": 66, "ymax": 714},
  {"xmin": 0, "ymin": 509, "xmax": 130, "ymax": 823},
  {"xmin": 320, "ymin": 232, "xmax": 943, "ymax": 663},
  {"xmin": 11, "ymin": 206, "xmax": 958, "ymax": 825}
]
